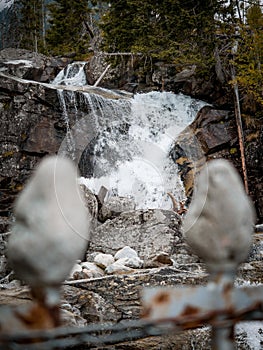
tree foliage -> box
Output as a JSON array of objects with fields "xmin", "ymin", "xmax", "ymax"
[
  {"xmin": 99, "ymin": 0, "xmax": 230, "ymax": 70},
  {"xmin": 17, "ymin": 0, "xmax": 47, "ymax": 52},
  {"xmin": 45, "ymin": 0, "xmax": 93, "ymax": 56},
  {"xmin": 7, "ymin": 0, "xmax": 263, "ymax": 108},
  {"xmin": 233, "ymin": 2, "xmax": 263, "ymax": 109}
]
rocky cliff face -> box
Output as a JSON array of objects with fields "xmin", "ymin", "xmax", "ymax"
[
  {"xmin": 0, "ymin": 49, "xmax": 129, "ymax": 223},
  {"xmin": 0, "ymin": 48, "xmax": 262, "ymax": 224},
  {"xmin": 170, "ymin": 105, "xmax": 263, "ymax": 223}
]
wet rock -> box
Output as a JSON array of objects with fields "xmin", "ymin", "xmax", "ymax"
[
  {"xmin": 98, "ymin": 196, "xmax": 136, "ymax": 222},
  {"xmin": 0, "ymin": 66, "xmax": 132, "ymax": 221},
  {"xmin": 170, "ymin": 106, "xmax": 237, "ymax": 199},
  {"xmin": 0, "ymin": 48, "xmax": 69, "ymax": 83},
  {"xmin": 0, "ymin": 71, "xmax": 65, "ymax": 218},
  {"xmin": 170, "ymin": 104, "xmax": 263, "ymax": 223},
  {"xmin": 191, "ymin": 106, "xmax": 236, "ymax": 154},
  {"xmin": 87, "ymin": 209, "xmax": 183, "ymax": 261}
]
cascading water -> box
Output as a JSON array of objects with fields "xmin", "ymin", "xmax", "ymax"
[
  {"xmin": 52, "ymin": 63, "xmax": 207, "ymax": 209},
  {"xmin": 52, "ymin": 61, "xmax": 87, "ymax": 86}
]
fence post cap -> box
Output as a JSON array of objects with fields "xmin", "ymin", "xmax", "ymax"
[{"xmin": 183, "ymin": 159, "xmax": 255, "ymax": 269}]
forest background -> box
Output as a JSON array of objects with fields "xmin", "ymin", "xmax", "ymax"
[{"xmin": 0, "ymin": 0, "xmax": 263, "ymax": 115}]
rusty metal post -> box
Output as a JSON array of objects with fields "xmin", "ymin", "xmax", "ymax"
[
  {"xmin": 212, "ymin": 326, "xmax": 234, "ymax": 350},
  {"xmin": 208, "ymin": 265, "xmax": 236, "ymax": 350}
]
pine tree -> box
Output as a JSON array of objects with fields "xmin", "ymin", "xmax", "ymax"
[
  {"xmin": 46, "ymin": 0, "xmax": 93, "ymax": 57},
  {"xmin": 234, "ymin": 2, "xmax": 263, "ymax": 108},
  {"xmin": 18, "ymin": 0, "xmax": 46, "ymax": 53},
  {"xmin": 98, "ymin": 0, "xmax": 231, "ymax": 71}
]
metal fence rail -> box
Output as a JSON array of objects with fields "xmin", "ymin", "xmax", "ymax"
[
  {"xmin": 0, "ymin": 319, "xmax": 175, "ymax": 350},
  {"xmin": 0, "ymin": 296, "xmax": 262, "ymax": 350}
]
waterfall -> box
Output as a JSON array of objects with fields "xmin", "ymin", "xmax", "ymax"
[
  {"xmin": 52, "ymin": 63, "xmax": 206, "ymax": 210},
  {"xmin": 52, "ymin": 62, "xmax": 87, "ymax": 86}
]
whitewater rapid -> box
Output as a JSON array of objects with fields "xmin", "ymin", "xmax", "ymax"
[{"xmin": 52, "ymin": 62, "xmax": 207, "ymax": 209}]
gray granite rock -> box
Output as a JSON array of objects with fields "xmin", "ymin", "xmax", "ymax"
[
  {"xmin": 98, "ymin": 196, "xmax": 136, "ymax": 222},
  {"xmin": 87, "ymin": 209, "xmax": 183, "ymax": 261}
]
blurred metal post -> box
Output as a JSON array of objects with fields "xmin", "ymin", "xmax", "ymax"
[{"xmin": 142, "ymin": 159, "xmax": 260, "ymax": 350}]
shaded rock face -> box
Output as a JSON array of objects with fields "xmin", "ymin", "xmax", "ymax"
[
  {"xmin": 0, "ymin": 48, "xmax": 70, "ymax": 83},
  {"xmin": 0, "ymin": 51, "xmax": 76, "ymax": 221},
  {"xmin": 150, "ymin": 63, "xmax": 232, "ymax": 107},
  {"xmin": 87, "ymin": 54, "xmax": 231, "ymax": 107},
  {"xmin": 0, "ymin": 49, "xmax": 134, "ymax": 222},
  {"xmin": 0, "ymin": 73, "xmax": 65, "ymax": 218},
  {"xmin": 170, "ymin": 106, "xmax": 263, "ymax": 223}
]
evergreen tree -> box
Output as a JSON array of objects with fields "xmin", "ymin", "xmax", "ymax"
[
  {"xmin": 46, "ymin": 0, "xmax": 93, "ymax": 57},
  {"xmin": 234, "ymin": 2, "xmax": 263, "ymax": 108},
  {"xmin": 18, "ymin": 0, "xmax": 47, "ymax": 53},
  {"xmin": 99, "ymin": 0, "xmax": 231, "ymax": 71}
]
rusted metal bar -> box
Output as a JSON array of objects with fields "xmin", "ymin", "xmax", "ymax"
[
  {"xmin": 0, "ymin": 319, "xmax": 175, "ymax": 350},
  {"xmin": 142, "ymin": 285, "xmax": 263, "ymax": 326}
]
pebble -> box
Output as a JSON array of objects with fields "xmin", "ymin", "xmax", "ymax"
[
  {"xmin": 114, "ymin": 246, "xmax": 139, "ymax": 260},
  {"xmin": 94, "ymin": 253, "xmax": 115, "ymax": 269},
  {"xmin": 105, "ymin": 261, "xmax": 133, "ymax": 274}
]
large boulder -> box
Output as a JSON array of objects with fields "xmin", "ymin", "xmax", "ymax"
[
  {"xmin": 170, "ymin": 105, "xmax": 263, "ymax": 223},
  {"xmin": 86, "ymin": 209, "xmax": 198, "ymax": 264},
  {"xmin": 0, "ymin": 48, "xmax": 70, "ymax": 83}
]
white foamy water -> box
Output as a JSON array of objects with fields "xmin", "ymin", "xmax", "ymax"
[
  {"xmin": 52, "ymin": 62, "xmax": 87, "ymax": 86},
  {"xmin": 53, "ymin": 62, "xmax": 206, "ymax": 209},
  {"xmin": 78, "ymin": 91, "xmax": 206, "ymax": 209},
  {"xmin": 0, "ymin": 0, "xmax": 14, "ymax": 12}
]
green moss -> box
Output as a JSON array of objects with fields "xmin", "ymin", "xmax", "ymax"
[
  {"xmin": 2, "ymin": 150, "xmax": 14, "ymax": 158},
  {"xmin": 4, "ymin": 101, "xmax": 11, "ymax": 110},
  {"xmin": 230, "ymin": 147, "xmax": 237, "ymax": 154},
  {"xmin": 21, "ymin": 133, "xmax": 27, "ymax": 141}
]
